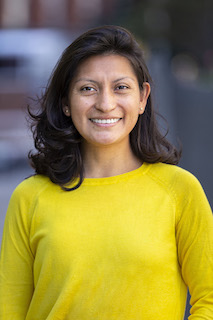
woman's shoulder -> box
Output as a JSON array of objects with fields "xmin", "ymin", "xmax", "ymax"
[
  {"xmin": 145, "ymin": 163, "xmax": 211, "ymax": 214},
  {"xmin": 16, "ymin": 173, "xmax": 50, "ymax": 189},
  {"xmin": 5, "ymin": 175, "xmax": 54, "ymax": 221},
  {"xmin": 11, "ymin": 174, "xmax": 52, "ymax": 203},
  {"xmin": 145, "ymin": 162, "xmax": 203, "ymax": 193}
]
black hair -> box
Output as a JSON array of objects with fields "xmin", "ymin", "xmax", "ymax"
[{"xmin": 28, "ymin": 25, "xmax": 181, "ymax": 190}]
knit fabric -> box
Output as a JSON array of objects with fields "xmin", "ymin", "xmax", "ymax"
[{"xmin": 0, "ymin": 162, "xmax": 213, "ymax": 319}]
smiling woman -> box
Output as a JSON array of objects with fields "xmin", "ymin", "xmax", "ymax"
[
  {"xmin": 62, "ymin": 54, "xmax": 150, "ymax": 173},
  {"xmin": 0, "ymin": 25, "xmax": 213, "ymax": 320},
  {"xmin": 27, "ymin": 25, "xmax": 180, "ymax": 188}
]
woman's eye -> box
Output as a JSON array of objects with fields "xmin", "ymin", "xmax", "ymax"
[
  {"xmin": 81, "ymin": 86, "xmax": 95, "ymax": 92},
  {"xmin": 116, "ymin": 85, "xmax": 129, "ymax": 90}
]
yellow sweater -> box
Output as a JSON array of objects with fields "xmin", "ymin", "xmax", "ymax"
[{"xmin": 0, "ymin": 162, "xmax": 213, "ymax": 320}]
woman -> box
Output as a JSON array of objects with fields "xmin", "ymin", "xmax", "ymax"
[{"xmin": 0, "ymin": 25, "xmax": 212, "ymax": 320}]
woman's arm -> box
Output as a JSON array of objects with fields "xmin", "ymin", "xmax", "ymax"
[
  {"xmin": 176, "ymin": 175, "xmax": 213, "ymax": 319},
  {"xmin": 0, "ymin": 182, "xmax": 34, "ymax": 319}
]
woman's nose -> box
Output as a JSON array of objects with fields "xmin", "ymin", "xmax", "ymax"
[{"xmin": 95, "ymin": 89, "xmax": 116, "ymax": 112}]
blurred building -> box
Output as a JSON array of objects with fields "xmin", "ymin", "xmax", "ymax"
[
  {"xmin": 0, "ymin": 0, "xmax": 118, "ymax": 29},
  {"xmin": 0, "ymin": 0, "xmax": 120, "ymax": 110},
  {"xmin": 0, "ymin": 0, "xmax": 120, "ymax": 168}
]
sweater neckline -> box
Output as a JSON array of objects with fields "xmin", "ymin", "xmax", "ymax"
[{"xmin": 81, "ymin": 162, "xmax": 150, "ymax": 186}]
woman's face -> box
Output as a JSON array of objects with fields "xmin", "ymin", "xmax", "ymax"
[{"xmin": 63, "ymin": 54, "xmax": 150, "ymax": 150}]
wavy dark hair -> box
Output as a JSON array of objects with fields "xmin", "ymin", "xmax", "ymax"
[{"xmin": 28, "ymin": 25, "xmax": 181, "ymax": 190}]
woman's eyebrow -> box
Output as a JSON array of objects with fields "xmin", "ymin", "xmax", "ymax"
[
  {"xmin": 112, "ymin": 77, "xmax": 136, "ymax": 83},
  {"xmin": 74, "ymin": 77, "xmax": 136, "ymax": 84},
  {"xmin": 74, "ymin": 78, "xmax": 98, "ymax": 84}
]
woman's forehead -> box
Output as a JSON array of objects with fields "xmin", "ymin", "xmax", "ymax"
[{"xmin": 73, "ymin": 54, "xmax": 137, "ymax": 79}]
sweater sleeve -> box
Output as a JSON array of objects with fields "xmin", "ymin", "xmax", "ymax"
[
  {"xmin": 0, "ymin": 181, "xmax": 35, "ymax": 319},
  {"xmin": 175, "ymin": 173, "xmax": 213, "ymax": 320}
]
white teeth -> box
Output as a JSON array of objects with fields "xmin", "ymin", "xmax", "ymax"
[{"xmin": 91, "ymin": 118, "xmax": 120, "ymax": 124}]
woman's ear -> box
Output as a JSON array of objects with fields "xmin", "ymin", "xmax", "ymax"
[
  {"xmin": 62, "ymin": 99, "xmax": 71, "ymax": 117},
  {"xmin": 139, "ymin": 82, "xmax": 151, "ymax": 115}
]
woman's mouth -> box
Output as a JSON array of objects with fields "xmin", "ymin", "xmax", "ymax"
[{"xmin": 90, "ymin": 118, "xmax": 121, "ymax": 124}]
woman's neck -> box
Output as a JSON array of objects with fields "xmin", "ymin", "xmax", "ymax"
[{"xmin": 81, "ymin": 143, "xmax": 142, "ymax": 178}]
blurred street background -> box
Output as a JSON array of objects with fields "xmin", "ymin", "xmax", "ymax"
[{"xmin": 0, "ymin": 1, "xmax": 213, "ymax": 318}]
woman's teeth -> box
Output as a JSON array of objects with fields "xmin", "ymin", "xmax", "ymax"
[{"xmin": 91, "ymin": 119, "xmax": 120, "ymax": 124}]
